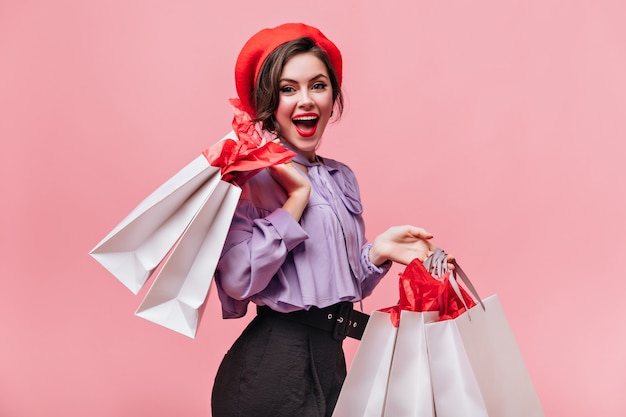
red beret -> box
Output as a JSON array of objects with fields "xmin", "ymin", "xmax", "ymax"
[{"xmin": 235, "ymin": 23, "xmax": 343, "ymax": 117}]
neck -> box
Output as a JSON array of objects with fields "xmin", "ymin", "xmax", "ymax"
[{"xmin": 278, "ymin": 139, "xmax": 318, "ymax": 163}]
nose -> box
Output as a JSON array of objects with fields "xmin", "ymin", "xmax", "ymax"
[{"xmin": 297, "ymin": 89, "xmax": 314, "ymax": 108}]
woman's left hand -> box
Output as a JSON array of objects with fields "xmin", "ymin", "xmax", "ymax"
[{"xmin": 368, "ymin": 225, "xmax": 453, "ymax": 268}]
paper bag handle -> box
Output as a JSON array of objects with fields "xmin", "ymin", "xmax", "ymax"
[{"xmin": 423, "ymin": 248, "xmax": 486, "ymax": 312}]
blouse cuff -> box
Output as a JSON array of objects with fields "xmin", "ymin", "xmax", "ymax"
[
  {"xmin": 265, "ymin": 208, "xmax": 309, "ymax": 251},
  {"xmin": 363, "ymin": 242, "xmax": 392, "ymax": 274}
]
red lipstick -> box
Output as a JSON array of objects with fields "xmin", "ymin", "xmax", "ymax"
[{"xmin": 292, "ymin": 113, "xmax": 319, "ymax": 137}]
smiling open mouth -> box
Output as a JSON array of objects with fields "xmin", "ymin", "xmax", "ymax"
[{"xmin": 292, "ymin": 115, "xmax": 319, "ymax": 137}]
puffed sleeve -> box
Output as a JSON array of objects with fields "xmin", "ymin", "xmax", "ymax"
[{"xmin": 215, "ymin": 199, "xmax": 309, "ymax": 302}]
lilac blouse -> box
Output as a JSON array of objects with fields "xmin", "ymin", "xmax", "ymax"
[{"xmin": 214, "ymin": 151, "xmax": 391, "ymax": 318}]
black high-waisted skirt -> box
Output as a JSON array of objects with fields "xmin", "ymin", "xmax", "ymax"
[{"xmin": 211, "ymin": 309, "xmax": 346, "ymax": 417}]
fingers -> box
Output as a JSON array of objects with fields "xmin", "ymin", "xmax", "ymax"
[
  {"xmin": 268, "ymin": 162, "xmax": 311, "ymax": 198},
  {"xmin": 407, "ymin": 226, "xmax": 433, "ymax": 240},
  {"xmin": 446, "ymin": 253, "xmax": 455, "ymax": 270}
]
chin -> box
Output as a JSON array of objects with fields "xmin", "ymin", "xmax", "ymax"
[{"xmin": 283, "ymin": 133, "xmax": 320, "ymax": 151}]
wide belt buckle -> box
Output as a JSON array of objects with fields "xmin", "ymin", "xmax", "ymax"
[
  {"xmin": 333, "ymin": 302, "xmax": 360, "ymax": 340},
  {"xmin": 332, "ymin": 303, "xmax": 353, "ymax": 341}
]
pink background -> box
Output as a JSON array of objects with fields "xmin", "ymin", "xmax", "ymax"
[{"xmin": 1, "ymin": 0, "xmax": 625, "ymax": 415}]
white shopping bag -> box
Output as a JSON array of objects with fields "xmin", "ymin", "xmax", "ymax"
[
  {"xmin": 90, "ymin": 131, "xmax": 238, "ymax": 294},
  {"xmin": 90, "ymin": 132, "xmax": 245, "ymax": 337},
  {"xmin": 134, "ymin": 180, "xmax": 240, "ymax": 338},
  {"xmin": 383, "ymin": 310, "xmax": 439, "ymax": 417},
  {"xmin": 425, "ymin": 294, "xmax": 545, "ymax": 417},
  {"xmin": 332, "ymin": 311, "xmax": 398, "ymax": 417},
  {"xmin": 90, "ymin": 98, "xmax": 297, "ymax": 337},
  {"xmin": 333, "ymin": 250, "xmax": 544, "ymax": 417}
]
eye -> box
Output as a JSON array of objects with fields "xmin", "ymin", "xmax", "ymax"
[
  {"xmin": 312, "ymin": 82, "xmax": 328, "ymax": 90},
  {"xmin": 280, "ymin": 85, "xmax": 295, "ymax": 93}
]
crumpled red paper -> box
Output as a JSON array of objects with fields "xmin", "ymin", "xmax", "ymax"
[
  {"xmin": 203, "ymin": 98, "xmax": 296, "ymax": 184},
  {"xmin": 380, "ymin": 258, "xmax": 476, "ymax": 327}
]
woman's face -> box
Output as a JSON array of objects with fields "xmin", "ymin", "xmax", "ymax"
[{"xmin": 274, "ymin": 52, "xmax": 334, "ymax": 161}]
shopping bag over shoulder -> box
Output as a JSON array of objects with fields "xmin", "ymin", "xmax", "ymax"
[
  {"xmin": 331, "ymin": 311, "xmax": 398, "ymax": 417},
  {"xmin": 90, "ymin": 99, "xmax": 296, "ymax": 337},
  {"xmin": 89, "ymin": 149, "xmax": 225, "ymax": 294},
  {"xmin": 134, "ymin": 180, "xmax": 241, "ymax": 338}
]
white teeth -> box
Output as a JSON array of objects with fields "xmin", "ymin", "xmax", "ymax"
[{"xmin": 292, "ymin": 116, "xmax": 318, "ymax": 121}]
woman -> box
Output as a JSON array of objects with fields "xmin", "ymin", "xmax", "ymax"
[{"xmin": 212, "ymin": 23, "xmax": 440, "ymax": 417}]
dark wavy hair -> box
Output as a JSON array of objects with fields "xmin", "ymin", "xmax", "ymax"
[{"xmin": 253, "ymin": 37, "xmax": 344, "ymax": 136}]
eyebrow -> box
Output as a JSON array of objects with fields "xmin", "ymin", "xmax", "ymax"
[{"xmin": 279, "ymin": 73, "xmax": 329, "ymax": 83}]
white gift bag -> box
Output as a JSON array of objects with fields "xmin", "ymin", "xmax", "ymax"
[
  {"xmin": 90, "ymin": 131, "xmax": 238, "ymax": 295},
  {"xmin": 383, "ymin": 310, "xmax": 439, "ymax": 417},
  {"xmin": 134, "ymin": 180, "xmax": 240, "ymax": 338},
  {"xmin": 333, "ymin": 250, "xmax": 544, "ymax": 417},
  {"xmin": 425, "ymin": 294, "xmax": 545, "ymax": 417},
  {"xmin": 90, "ymin": 132, "xmax": 243, "ymax": 337},
  {"xmin": 90, "ymin": 100, "xmax": 297, "ymax": 337},
  {"xmin": 331, "ymin": 311, "xmax": 398, "ymax": 417}
]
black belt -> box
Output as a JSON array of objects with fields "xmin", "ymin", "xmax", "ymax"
[{"xmin": 256, "ymin": 302, "xmax": 370, "ymax": 341}]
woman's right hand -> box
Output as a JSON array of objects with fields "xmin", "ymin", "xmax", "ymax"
[{"xmin": 267, "ymin": 161, "xmax": 311, "ymax": 221}]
